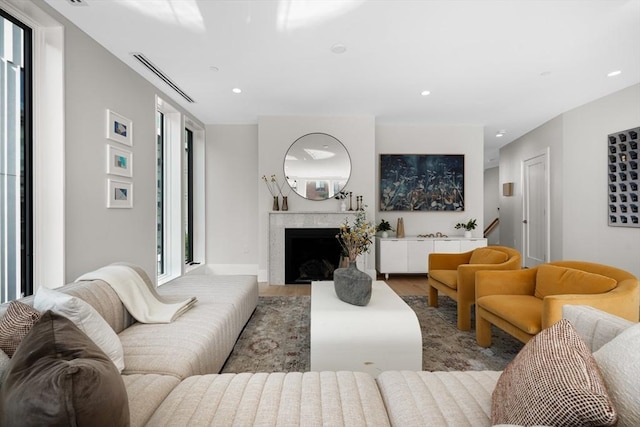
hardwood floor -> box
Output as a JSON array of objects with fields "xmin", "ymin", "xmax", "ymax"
[{"xmin": 258, "ymin": 274, "xmax": 429, "ymax": 296}]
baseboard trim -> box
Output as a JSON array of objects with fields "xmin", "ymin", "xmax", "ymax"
[{"xmin": 203, "ymin": 264, "xmax": 259, "ymax": 276}]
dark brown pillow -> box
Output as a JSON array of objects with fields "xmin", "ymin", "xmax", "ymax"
[
  {"xmin": 0, "ymin": 311, "xmax": 130, "ymax": 426},
  {"xmin": 492, "ymin": 319, "xmax": 616, "ymax": 426},
  {"xmin": 0, "ymin": 301, "xmax": 40, "ymax": 357}
]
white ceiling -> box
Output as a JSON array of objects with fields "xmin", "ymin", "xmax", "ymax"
[{"xmin": 43, "ymin": 0, "xmax": 640, "ymax": 168}]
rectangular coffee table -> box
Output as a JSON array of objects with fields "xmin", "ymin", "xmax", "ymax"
[{"xmin": 310, "ymin": 280, "xmax": 422, "ymax": 377}]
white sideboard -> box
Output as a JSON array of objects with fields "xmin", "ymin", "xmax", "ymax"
[{"xmin": 375, "ymin": 236, "xmax": 488, "ymax": 279}]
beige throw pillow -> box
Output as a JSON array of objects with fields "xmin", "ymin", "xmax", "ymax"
[{"xmin": 491, "ymin": 319, "xmax": 616, "ymax": 426}]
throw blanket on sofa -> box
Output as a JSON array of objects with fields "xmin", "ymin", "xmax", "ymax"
[{"xmin": 76, "ymin": 265, "xmax": 197, "ymax": 323}]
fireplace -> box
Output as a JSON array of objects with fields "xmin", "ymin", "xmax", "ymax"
[{"xmin": 284, "ymin": 228, "xmax": 342, "ymax": 284}]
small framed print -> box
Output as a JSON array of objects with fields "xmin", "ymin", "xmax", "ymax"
[
  {"xmin": 107, "ymin": 179, "xmax": 133, "ymax": 209},
  {"xmin": 106, "ymin": 145, "xmax": 133, "ymax": 178},
  {"xmin": 106, "ymin": 109, "xmax": 133, "ymax": 146}
]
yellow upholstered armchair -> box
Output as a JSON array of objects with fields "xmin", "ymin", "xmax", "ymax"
[
  {"xmin": 427, "ymin": 245, "xmax": 522, "ymax": 331},
  {"xmin": 475, "ymin": 260, "xmax": 640, "ymax": 347}
]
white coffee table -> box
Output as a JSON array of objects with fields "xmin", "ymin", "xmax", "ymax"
[{"xmin": 310, "ymin": 280, "xmax": 422, "ymax": 377}]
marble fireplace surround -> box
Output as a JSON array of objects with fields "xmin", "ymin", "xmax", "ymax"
[{"xmin": 269, "ymin": 212, "xmax": 358, "ymax": 285}]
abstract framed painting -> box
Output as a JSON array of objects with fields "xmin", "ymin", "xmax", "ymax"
[
  {"xmin": 106, "ymin": 109, "xmax": 133, "ymax": 146},
  {"xmin": 106, "ymin": 145, "xmax": 133, "ymax": 178},
  {"xmin": 107, "ymin": 179, "xmax": 133, "ymax": 209},
  {"xmin": 379, "ymin": 154, "xmax": 465, "ymax": 211}
]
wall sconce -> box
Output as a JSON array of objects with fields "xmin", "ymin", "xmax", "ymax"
[{"xmin": 502, "ymin": 182, "xmax": 514, "ymax": 197}]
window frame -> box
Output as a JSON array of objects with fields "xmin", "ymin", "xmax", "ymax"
[
  {"xmin": 1, "ymin": 8, "xmax": 33, "ymax": 301},
  {"xmin": 1, "ymin": 0, "xmax": 66, "ymax": 293}
]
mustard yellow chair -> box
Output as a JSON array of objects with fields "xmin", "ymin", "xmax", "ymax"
[
  {"xmin": 427, "ymin": 246, "xmax": 522, "ymax": 331},
  {"xmin": 475, "ymin": 260, "xmax": 640, "ymax": 347}
]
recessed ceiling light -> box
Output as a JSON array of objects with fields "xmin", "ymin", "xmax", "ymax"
[
  {"xmin": 496, "ymin": 130, "xmax": 506, "ymax": 138},
  {"xmin": 607, "ymin": 70, "xmax": 622, "ymax": 77},
  {"xmin": 331, "ymin": 44, "xmax": 347, "ymax": 54},
  {"xmin": 232, "ymin": 88, "xmax": 242, "ymax": 94},
  {"xmin": 421, "ymin": 90, "xmax": 431, "ymax": 96}
]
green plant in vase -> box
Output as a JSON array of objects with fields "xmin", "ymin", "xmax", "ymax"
[
  {"xmin": 376, "ymin": 219, "xmax": 394, "ymax": 238},
  {"xmin": 454, "ymin": 218, "xmax": 477, "ymax": 237}
]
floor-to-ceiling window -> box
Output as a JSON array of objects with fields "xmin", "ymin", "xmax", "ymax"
[
  {"xmin": 156, "ymin": 110, "xmax": 165, "ymax": 276},
  {"xmin": 1, "ymin": 10, "xmax": 32, "ymax": 302},
  {"xmin": 157, "ymin": 96, "xmax": 204, "ymax": 282},
  {"xmin": 184, "ymin": 127, "xmax": 193, "ymax": 265}
]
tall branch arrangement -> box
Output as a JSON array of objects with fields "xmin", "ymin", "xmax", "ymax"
[
  {"xmin": 336, "ymin": 209, "xmax": 376, "ymax": 262},
  {"xmin": 262, "ymin": 175, "xmax": 278, "ymax": 196},
  {"xmin": 262, "ymin": 174, "xmax": 293, "ymax": 197}
]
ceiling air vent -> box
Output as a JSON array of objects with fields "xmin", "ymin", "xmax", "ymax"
[
  {"xmin": 130, "ymin": 53, "xmax": 195, "ymax": 103},
  {"xmin": 66, "ymin": 0, "xmax": 87, "ymax": 5}
]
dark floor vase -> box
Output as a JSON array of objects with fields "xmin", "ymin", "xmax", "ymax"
[{"xmin": 333, "ymin": 261, "xmax": 372, "ymax": 306}]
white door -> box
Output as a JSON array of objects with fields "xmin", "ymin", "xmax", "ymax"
[{"xmin": 522, "ymin": 153, "xmax": 549, "ymax": 267}]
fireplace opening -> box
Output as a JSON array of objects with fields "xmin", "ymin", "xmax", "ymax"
[{"xmin": 284, "ymin": 228, "xmax": 342, "ymax": 284}]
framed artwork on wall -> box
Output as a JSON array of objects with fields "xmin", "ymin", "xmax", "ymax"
[
  {"xmin": 607, "ymin": 127, "xmax": 639, "ymax": 228},
  {"xmin": 106, "ymin": 109, "xmax": 133, "ymax": 146},
  {"xmin": 379, "ymin": 154, "xmax": 465, "ymax": 211},
  {"xmin": 106, "ymin": 145, "xmax": 133, "ymax": 178},
  {"xmin": 107, "ymin": 179, "xmax": 133, "ymax": 208}
]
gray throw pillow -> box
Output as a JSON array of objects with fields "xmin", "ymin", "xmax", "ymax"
[{"xmin": 0, "ymin": 311, "xmax": 130, "ymax": 427}]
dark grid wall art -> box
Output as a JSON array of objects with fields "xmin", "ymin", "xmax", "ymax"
[
  {"xmin": 608, "ymin": 127, "xmax": 639, "ymax": 228},
  {"xmin": 380, "ymin": 154, "xmax": 464, "ymax": 211}
]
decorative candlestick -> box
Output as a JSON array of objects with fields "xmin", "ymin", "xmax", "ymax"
[{"xmin": 348, "ymin": 192, "xmax": 354, "ymax": 211}]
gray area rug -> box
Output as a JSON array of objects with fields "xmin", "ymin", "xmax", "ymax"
[{"xmin": 221, "ymin": 295, "xmax": 524, "ymax": 373}]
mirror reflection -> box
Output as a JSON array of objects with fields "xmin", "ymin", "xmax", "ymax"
[{"xmin": 284, "ymin": 133, "xmax": 351, "ymax": 200}]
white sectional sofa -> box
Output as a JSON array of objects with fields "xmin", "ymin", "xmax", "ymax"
[{"xmin": 0, "ymin": 266, "xmax": 637, "ymax": 427}]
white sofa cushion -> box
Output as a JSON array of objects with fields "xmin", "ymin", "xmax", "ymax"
[
  {"xmin": 376, "ymin": 370, "xmax": 500, "ymax": 426},
  {"xmin": 562, "ymin": 304, "xmax": 634, "ymax": 352},
  {"xmin": 148, "ymin": 371, "xmax": 390, "ymax": 426},
  {"xmin": 119, "ymin": 274, "xmax": 258, "ymax": 379},
  {"xmin": 122, "ymin": 374, "xmax": 180, "ymax": 427},
  {"xmin": 594, "ymin": 322, "xmax": 640, "ymax": 427}
]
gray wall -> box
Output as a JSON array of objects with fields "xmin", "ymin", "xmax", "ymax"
[
  {"xmin": 257, "ymin": 116, "xmax": 377, "ymax": 282},
  {"xmin": 499, "ymin": 116, "xmax": 564, "ymax": 262},
  {"xmin": 562, "ymin": 84, "xmax": 640, "ymax": 274},
  {"xmin": 484, "ymin": 167, "xmax": 500, "ymax": 245},
  {"xmin": 205, "ymin": 124, "xmax": 259, "ymax": 273},
  {"xmin": 35, "ymin": 0, "xmax": 203, "ymax": 282},
  {"xmin": 375, "ymin": 124, "xmax": 485, "ymax": 238},
  {"xmin": 499, "ymin": 84, "xmax": 640, "ymax": 277},
  {"xmin": 206, "ymin": 121, "xmax": 485, "ymax": 281},
  {"xmin": 31, "ymin": 0, "xmax": 640, "ymax": 282}
]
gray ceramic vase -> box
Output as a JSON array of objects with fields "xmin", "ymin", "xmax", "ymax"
[{"xmin": 333, "ymin": 261, "xmax": 372, "ymax": 306}]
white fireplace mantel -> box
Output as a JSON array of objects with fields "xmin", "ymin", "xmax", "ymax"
[{"xmin": 268, "ymin": 211, "xmax": 357, "ymax": 285}]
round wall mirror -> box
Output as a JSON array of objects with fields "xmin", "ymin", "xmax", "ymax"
[{"xmin": 284, "ymin": 133, "xmax": 351, "ymax": 201}]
